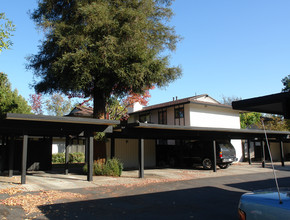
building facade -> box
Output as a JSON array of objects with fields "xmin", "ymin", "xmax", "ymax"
[{"xmin": 127, "ymin": 94, "xmax": 243, "ymax": 164}]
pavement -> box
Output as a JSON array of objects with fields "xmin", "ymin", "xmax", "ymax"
[
  {"xmin": 0, "ymin": 162, "xmax": 288, "ymax": 191},
  {"xmin": 0, "ymin": 162, "xmax": 289, "ymax": 219}
]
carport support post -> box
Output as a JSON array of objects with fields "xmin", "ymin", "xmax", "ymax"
[
  {"xmin": 280, "ymin": 141, "xmax": 285, "ymax": 167},
  {"xmin": 262, "ymin": 141, "xmax": 265, "ymax": 168},
  {"xmin": 247, "ymin": 139, "xmax": 252, "ymax": 165},
  {"xmin": 86, "ymin": 133, "xmax": 94, "ymax": 182},
  {"xmin": 65, "ymin": 137, "xmax": 70, "ymax": 175},
  {"xmin": 21, "ymin": 135, "xmax": 28, "ymax": 184},
  {"xmin": 212, "ymin": 140, "xmax": 217, "ymax": 172},
  {"xmin": 138, "ymin": 138, "xmax": 144, "ymax": 178},
  {"xmin": 8, "ymin": 136, "xmax": 15, "ymax": 177},
  {"xmin": 110, "ymin": 137, "xmax": 115, "ymax": 159}
]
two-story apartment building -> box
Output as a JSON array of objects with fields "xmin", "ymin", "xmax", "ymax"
[
  {"xmin": 57, "ymin": 94, "xmax": 242, "ymax": 169},
  {"xmin": 128, "ymin": 94, "xmax": 240, "ymax": 128},
  {"xmin": 108, "ymin": 94, "xmax": 242, "ymax": 168}
]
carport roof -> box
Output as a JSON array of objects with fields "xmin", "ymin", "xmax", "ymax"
[
  {"xmin": 112, "ymin": 122, "xmax": 290, "ymax": 140},
  {"xmin": 232, "ymin": 92, "xmax": 290, "ymax": 118},
  {"xmin": 0, "ymin": 113, "xmax": 119, "ymax": 136}
]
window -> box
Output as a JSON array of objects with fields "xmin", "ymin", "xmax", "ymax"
[
  {"xmin": 174, "ymin": 107, "xmax": 184, "ymax": 119},
  {"xmin": 158, "ymin": 109, "xmax": 167, "ymax": 124},
  {"xmin": 139, "ymin": 113, "xmax": 150, "ymax": 123}
]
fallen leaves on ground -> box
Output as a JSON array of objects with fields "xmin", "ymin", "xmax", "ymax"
[
  {"xmin": 0, "ymin": 190, "xmax": 85, "ymax": 215},
  {"xmin": 0, "ymin": 186, "xmax": 27, "ymax": 195}
]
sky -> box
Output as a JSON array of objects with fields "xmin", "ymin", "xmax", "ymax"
[{"xmin": 1, "ymin": 0, "xmax": 290, "ymax": 107}]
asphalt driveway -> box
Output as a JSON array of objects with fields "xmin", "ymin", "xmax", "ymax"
[{"xmin": 0, "ymin": 162, "xmax": 290, "ymax": 219}]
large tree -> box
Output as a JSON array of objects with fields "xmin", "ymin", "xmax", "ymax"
[
  {"xmin": 28, "ymin": 0, "xmax": 182, "ymax": 118},
  {"xmin": 0, "ymin": 72, "xmax": 31, "ymax": 115}
]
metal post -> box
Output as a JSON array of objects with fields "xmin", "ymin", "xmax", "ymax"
[
  {"xmin": 247, "ymin": 139, "xmax": 252, "ymax": 165},
  {"xmin": 213, "ymin": 140, "xmax": 217, "ymax": 172},
  {"xmin": 139, "ymin": 138, "xmax": 144, "ymax": 178},
  {"xmin": 8, "ymin": 136, "xmax": 15, "ymax": 177},
  {"xmin": 110, "ymin": 137, "xmax": 115, "ymax": 159},
  {"xmin": 262, "ymin": 141, "xmax": 265, "ymax": 168},
  {"xmin": 21, "ymin": 135, "xmax": 28, "ymax": 184},
  {"xmin": 86, "ymin": 135, "xmax": 94, "ymax": 181},
  {"xmin": 65, "ymin": 137, "xmax": 70, "ymax": 175},
  {"xmin": 280, "ymin": 141, "xmax": 285, "ymax": 167}
]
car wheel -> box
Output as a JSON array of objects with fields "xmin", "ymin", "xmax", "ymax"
[
  {"xmin": 218, "ymin": 164, "xmax": 230, "ymax": 169},
  {"xmin": 202, "ymin": 158, "xmax": 212, "ymax": 170}
]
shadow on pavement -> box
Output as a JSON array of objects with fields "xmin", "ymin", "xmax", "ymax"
[{"xmin": 38, "ymin": 186, "xmax": 242, "ymax": 220}]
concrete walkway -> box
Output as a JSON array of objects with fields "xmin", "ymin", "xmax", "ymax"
[{"xmin": 0, "ymin": 162, "xmax": 288, "ymax": 191}]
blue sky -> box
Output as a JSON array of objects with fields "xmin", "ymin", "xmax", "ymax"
[{"xmin": 1, "ymin": 0, "xmax": 290, "ymax": 107}]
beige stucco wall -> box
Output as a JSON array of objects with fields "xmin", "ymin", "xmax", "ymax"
[
  {"xmin": 284, "ymin": 143, "xmax": 290, "ymax": 156},
  {"xmin": 269, "ymin": 142, "xmax": 280, "ymax": 161},
  {"xmin": 268, "ymin": 142, "xmax": 290, "ymax": 162}
]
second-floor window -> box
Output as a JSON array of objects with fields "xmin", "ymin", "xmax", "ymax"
[
  {"xmin": 158, "ymin": 109, "xmax": 167, "ymax": 124},
  {"xmin": 139, "ymin": 113, "xmax": 150, "ymax": 123},
  {"xmin": 174, "ymin": 107, "xmax": 184, "ymax": 119}
]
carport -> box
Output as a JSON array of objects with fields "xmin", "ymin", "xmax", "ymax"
[
  {"xmin": 109, "ymin": 123, "xmax": 290, "ymax": 178},
  {"xmin": 232, "ymin": 91, "xmax": 290, "ymax": 164},
  {"xmin": 232, "ymin": 92, "xmax": 290, "ymax": 119},
  {"xmin": 1, "ymin": 112, "xmax": 289, "ymax": 183},
  {"xmin": 0, "ymin": 113, "xmax": 119, "ymax": 184}
]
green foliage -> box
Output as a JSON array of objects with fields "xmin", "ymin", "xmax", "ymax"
[
  {"xmin": 45, "ymin": 93, "xmax": 72, "ymax": 116},
  {"xmin": 282, "ymin": 75, "xmax": 290, "ymax": 92},
  {"xmin": 83, "ymin": 158, "xmax": 123, "ymax": 177},
  {"xmin": 106, "ymin": 96, "xmax": 127, "ymax": 120},
  {"xmin": 258, "ymin": 115, "xmax": 290, "ymax": 131},
  {"xmin": 52, "ymin": 153, "xmax": 65, "ymax": 164},
  {"xmin": 93, "ymin": 160, "xmax": 105, "ymax": 176},
  {"xmin": 240, "ymin": 112, "xmax": 261, "ymax": 129},
  {"xmin": 28, "ymin": 0, "xmax": 182, "ymax": 117},
  {"xmin": 69, "ymin": 152, "xmax": 85, "ymax": 163},
  {"xmin": 0, "ymin": 13, "xmax": 15, "ymax": 52},
  {"xmin": 52, "ymin": 152, "xmax": 85, "ymax": 164},
  {"xmin": 104, "ymin": 158, "xmax": 123, "ymax": 176},
  {"xmin": 94, "ymin": 132, "xmax": 107, "ymax": 142},
  {"xmin": 0, "ymin": 72, "xmax": 31, "ymax": 116}
]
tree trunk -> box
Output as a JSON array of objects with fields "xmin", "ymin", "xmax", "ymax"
[{"xmin": 93, "ymin": 90, "xmax": 106, "ymax": 119}]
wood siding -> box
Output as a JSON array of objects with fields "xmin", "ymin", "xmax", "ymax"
[{"xmin": 106, "ymin": 139, "xmax": 156, "ymax": 169}]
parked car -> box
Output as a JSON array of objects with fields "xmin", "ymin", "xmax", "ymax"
[
  {"xmin": 157, "ymin": 140, "xmax": 237, "ymax": 169},
  {"xmin": 182, "ymin": 140, "xmax": 237, "ymax": 169},
  {"xmin": 238, "ymin": 188, "xmax": 290, "ymax": 220}
]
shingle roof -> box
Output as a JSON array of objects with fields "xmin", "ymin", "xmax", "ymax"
[{"xmin": 67, "ymin": 106, "xmax": 93, "ymax": 117}]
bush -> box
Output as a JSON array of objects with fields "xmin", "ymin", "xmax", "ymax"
[
  {"xmin": 104, "ymin": 158, "xmax": 123, "ymax": 176},
  {"xmin": 69, "ymin": 152, "xmax": 85, "ymax": 163},
  {"xmin": 83, "ymin": 158, "xmax": 123, "ymax": 177},
  {"xmin": 52, "ymin": 152, "xmax": 85, "ymax": 164},
  {"xmin": 94, "ymin": 160, "xmax": 105, "ymax": 175},
  {"xmin": 52, "ymin": 153, "xmax": 65, "ymax": 164}
]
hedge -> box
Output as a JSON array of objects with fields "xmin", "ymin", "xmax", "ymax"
[{"xmin": 52, "ymin": 152, "xmax": 85, "ymax": 164}]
